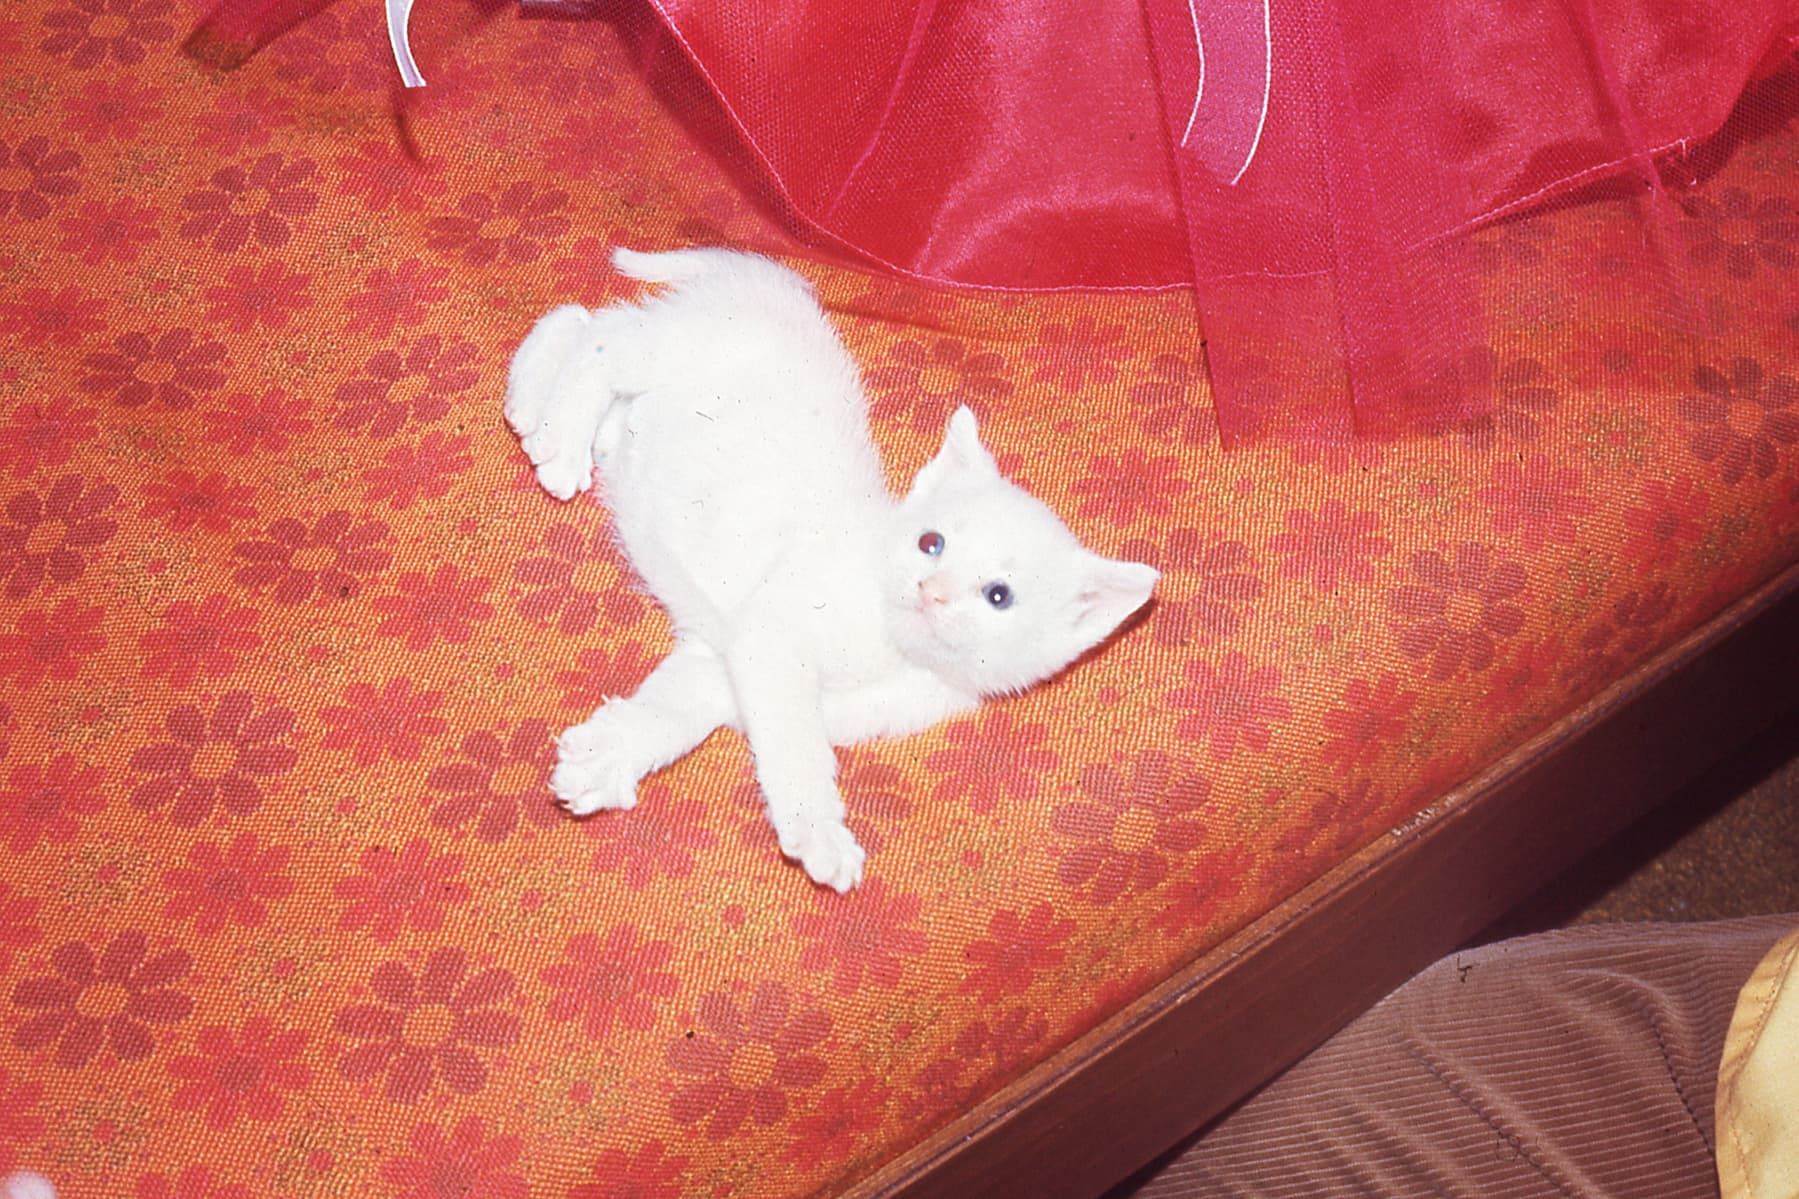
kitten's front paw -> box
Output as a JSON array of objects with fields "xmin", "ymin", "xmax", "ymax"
[
  {"xmin": 550, "ymin": 718, "xmax": 640, "ymax": 816},
  {"xmin": 776, "ymin": 818, "xmax": 866, "ymax": 893}
]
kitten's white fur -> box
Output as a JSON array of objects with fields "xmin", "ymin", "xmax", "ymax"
[{"xmin": 505, "ymin": 248, "xmax": 1158, "ymax": 891}]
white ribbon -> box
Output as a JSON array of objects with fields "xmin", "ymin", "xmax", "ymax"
[{"xmin": 386, "ymin": 0, "xmax": 426, "ymax": 87}]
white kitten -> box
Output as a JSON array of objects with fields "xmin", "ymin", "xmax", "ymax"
[{"xmin": 505, "ymin": 248, "xmax": 1157, "ymax": 891}]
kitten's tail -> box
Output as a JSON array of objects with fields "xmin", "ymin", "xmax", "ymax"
[{"xmin": 612, "ymin": 246, "xmax": 810, "ymax": 293}]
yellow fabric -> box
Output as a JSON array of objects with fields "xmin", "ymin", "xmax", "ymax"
[{"xmin": 1718, "ymin": 926, "xmax": 1799, "ymax": 1199}]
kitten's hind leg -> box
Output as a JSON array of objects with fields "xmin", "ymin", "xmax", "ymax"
[
  {"xmin": 504, "ymin": 304, "xmax": 590, "ymax": 441},
  {"xmin": 509, "ymin": 307, "xmax": 641, "ymax": 501},
  {"xmin": 551, "ymin": 640, "xmax": 734, "ymax": 815}
]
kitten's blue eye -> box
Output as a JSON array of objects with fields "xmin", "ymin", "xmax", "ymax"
[
  {"xmin": 983, "ymin": 581, "xmax": 1013, "ymax": 609},
  {"xmin": 918, "ymin": 531, "xmax": 944, "ymax": 557}
]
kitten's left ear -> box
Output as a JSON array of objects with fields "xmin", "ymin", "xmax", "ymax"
[
  {"xmin": 911, "ymin": 405, "xmax": 999, "ymax": 497},
  {"xmin": 1071, "ymin": 555, "xmax": 1160, "ymax": 646}
]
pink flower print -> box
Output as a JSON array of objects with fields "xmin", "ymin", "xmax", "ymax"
[
  {"xmin": 57, "ymin": 196, "xmax": 160, "ymax": 265},
  {"xmin": 359, "ymin": 431, "xmax": 474, "ymax": 510},
  {"xmin": 80, "ymin": 327, "xmax": 229, "ymax": 410},
  {"xmin": 134, "ymin": 1167, "xmax": 253, "ymax": 1199},
  {"xmin": 0, "ymin": 882, "xmax": 44, "ymax": 977},
  {"xmin": 1621, "ymin": 477, "xmax": 1707, "ymax": 573},
  {"xmin": 333, "ymin": 335, "xmax": 477, "ymax": 440},
  {"xmin": 1458, "ymin": 354, "xmax": 1560, "ymax": 449},
  {"xmin": 1128, "ymin": 353, "xmax": 1215, "ymax": 445},
  {"xmin": 231, "ymin": 510, "xmax": 391, "ymax": 605},
  {"xmin": 1564, "ymin": 583, "xmax": 1679, "ymax": 689},
  {"xmin": 381, "ymin": 1116, "xmax": 527, "ymax": 1199},
  {"xmin": 332, "ymin": 140, "xmax": 447, "ymax": 214},
  {"xmin": 344, "ymin": 259, "xmax": 450, "ymax": 340},
  {"xmin": 1386, "ymin": 544, "xmax": 1528, "ymax": 680},
  {"xmin": 791, "ymin": 878, "xmax": 928, "ymax": 995},
  {"xmin": 200, "ymin": 388, "xmax": 313, "ymax": 456},
  {"xmin": 1140, "ymin": 531, "xmax": 1263, "ymax": 648},
  {"xmin": 1271, "ymin": 500, "xmax": 1391, "ymax": 593},
  {"xmin": 0, "ymin": 473, "xmax": 118, "ymax": 600},
  {"xmin": 506, "ymin": 23, "xmax": 618, "ymax": 106},
  {"xmin": 270, "ymin": 10, "xmax": 391, "ymax": 94},
  {"xmin": 159, "ymin": 833, "xmax": 295, "ymax": 934},
  {"xmin": 39, "ymin": 0, "xmax": 173, "ymax": 67},
  {"xmin": 180, "ymin": 153, "xmax": 319, "ymax": 253},
  {"xmin": 11, "ymin": 930, "xmax": 192, "ymax": 1069},
  {"xmin": 1168, "ymin": 652, "xmax": 1292, "ymax": 761},
  {"xmin": 1028, "ymin": 316, "xmax": 1129, "ymax": 392},
  {"xmin": 1052, "ymin": 752, "xmax": 1212, "ymax": 904},
  {"xmin": 0, "ymin": 599, "xmax": 107, "ymax": 691},
  {"xmin": 60, "ymin": 76, "xmax": 163, "ymax": 143},
  {"xmin": 569, "ymin": 1143, "xmax": 690, "ymax": 1199},
  {"xmin": 1681, "ymin": 187, "xmax": 1798, "ymax": 279},
  {"xmin": 1560, "ymin": 320, "xmax": 1681, "ymax": 401},
  {"xmin": 1319, "ymin": 674, "xmax": 1417, "ymax": 773},
  {"xmin": 960, "ymin": 903, "xmax": 1074, "ymax": 1003},
  {"xmin": 1070, "ymin": 449, "xmax": 1193, "ymax": 527},
  {"xmin": 784, "ymin": 1079, "xmax": 891, "ymax": 1169},
  {"xmin": 334, "ymin": 839, "xmax": 471, "ymax": 945},
  {"xmin": 372, "ymin": 564, "xmax": 495, "ymax": 651},
  {"xmin": 867, "ymin": 338, "xmax": 1012, "ymax": 434},
  {"xmin": 1479, "ymin": 456, "xmax": 1597, "ymax": 551},
  {"xmin": 138, "ymin": 470, "xmax": 256, "ymax": 535},
  {"xmin": 513, "ymin": 522, "xmax": 646, "ymax": 636},
  {"xmin": 128, "ymin": 691, "xmax": 297, "ymax": 825},
  {"xmin": 192, "ymin": 86, "xmax": 295, "ymax": 157},
  {"xmin": 1151, "ymin": 845, "xmax": 1254, "ymax": 937},
  {"xmin": 1481, "ymin": 635, "xmax": 1562, "ymax": 718},
  {"xmin": 0, "ymin": 753, "xmax": 104, "ymax": 855},
  {"xmin": 427, "ymin": 720, "xmax": 559, "ymax": 843},
  {"xmin": 540, "ymin": 925, "xmax": 678, "ymax": 1042},
  {"xmin": 539, "ymin": 109, "xmax": 644, "ymax": 181},
  {"xmin": 335, "ymin": 948, "xmax": 519, "ymax": 1104},
  {"xmin": 0, "ymin": 1065, "xmax": 47, "ymax": 1175},
  {"xmin": 549, "ymin": 234, "xmax": 638, "ymax": 307},
  {"xmin": 1678, "ymin": 358, "xmax": 1799, "ymax": 485},
  {"xmin": 203, "ymin": 260, "xmax": 314, "ymax": 333},
  {"xmin": 0, "ymin": 136, "xmax": 79, "ymax": 222},
  {"xmin": 167, "ymin": 1015, "xmax": 310, "ymax": 1130},
  {"xmin": 555, "ymin": 641, "xmax": 658, "ymax": 713},
  {"xmin": 138, "ymin": 594, "xmax": 261, "ymax": 690},
  {"xmin": 427, "ymin": 182, "xmax": 570, "ymax": 266},
  {"xmin": 318, "ymin": 678, "xmax": 447, "ymax": 766},
  {"xmin": 0, "ymin": 286, "xmax": 107, "ymax": 349},
  {"xmin": 925, "ymin": 710, "xmax": 1057, "ymax": 815},
  {"xmin": 0, "ymin": 398, "xmax": 98, "ymax": 479},
  {"xmin": 584, "ymin": 790, "xmax": 720, "ymax": 890},
  {"xmin": 667, "ymin": 981, "xmax": 830, "ymax": 1139}
]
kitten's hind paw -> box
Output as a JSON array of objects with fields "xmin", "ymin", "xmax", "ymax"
[{"xmin": 778, "ymin": 819, "xmax": 866, "ymax": 893}]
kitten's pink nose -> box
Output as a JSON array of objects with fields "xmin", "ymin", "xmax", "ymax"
[{"xmin": 918, "ymin": 577, "xmax": 951, "ymax": 607}]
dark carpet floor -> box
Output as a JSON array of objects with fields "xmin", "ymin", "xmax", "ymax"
[{"xmin": 1493, "ymin": 705, "xmax": 1799, "ymax": 932}]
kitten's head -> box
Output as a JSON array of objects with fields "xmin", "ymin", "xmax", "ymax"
[{"xmin": 885, "ymin": 407, "xmax": 1159, "ymax": 696}]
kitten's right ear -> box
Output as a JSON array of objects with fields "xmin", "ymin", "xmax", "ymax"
[{"xmin": 910, "ymin": 405, "xmax": 999, "ymax": 497}]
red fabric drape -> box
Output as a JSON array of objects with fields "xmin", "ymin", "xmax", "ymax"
[
  {"xmin": 641, "ymin": 0, "xmax": 1799, "ymax": 441},
  {"xmin": 199, "ymin": 0, "xmax": 1799, "ymax": 442}
]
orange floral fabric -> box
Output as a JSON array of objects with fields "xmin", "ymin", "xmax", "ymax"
[{"xmin": 1, "ymin": 2, "xmax": 1797, "ymax": 1196}]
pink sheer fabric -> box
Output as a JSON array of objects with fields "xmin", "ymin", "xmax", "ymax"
[
  {"xmin": 193, "ymin": 0, "xmax": 1799, "ymax": 441},
  {"xmin": 641, "ymin": 0, "xmax": 1799, "ymax": 441}
]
